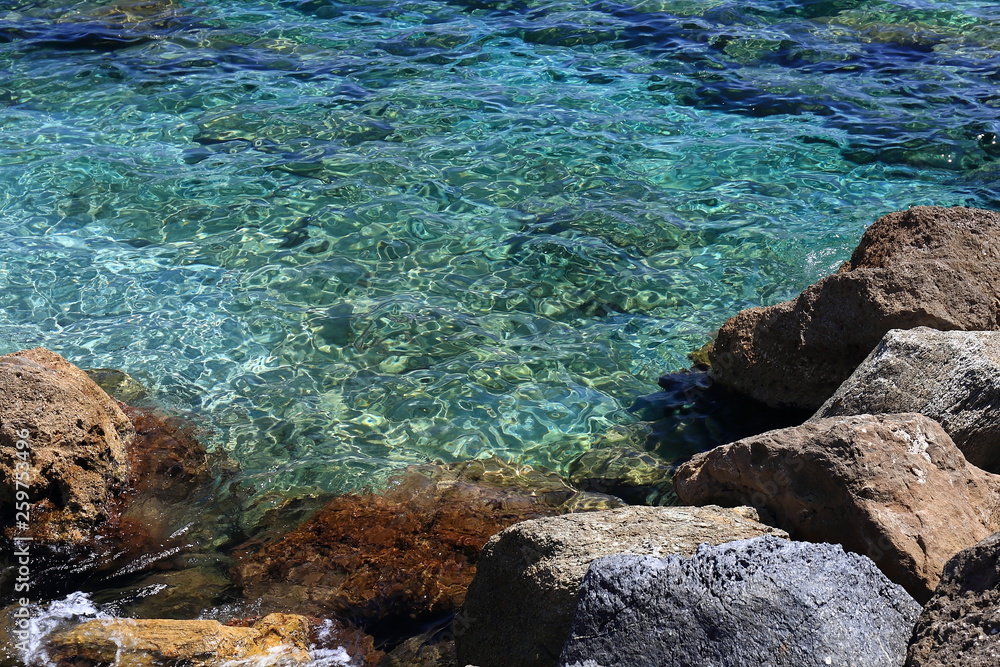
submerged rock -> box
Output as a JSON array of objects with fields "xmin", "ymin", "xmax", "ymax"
[
  {"xmin": 84, "ymin": 367, "xmax": 149, "ymax": 404},
  {"xmin": 567, "ymin": 445, "xmax": 675, "ymax": 505},
  {"xmin": 675, "ymin": 413, "xmax": 1000, "ymax": 601},
  {"xmin": 907, "ymin": 532, "xmax": 1000, "ymax": 667},
  {"xmin": 455, "ymin": 505, "xmax": 787, "ymax": 667},
  {"xmin": 0, "ymin": 348, "xmax": 134, "ymax": 543},
  {"xmin": 559, "ymin": 536, "xmax": 920, "ymax": 667},
  {"xmin": 710, "ymin": 206, "xmax": 1000, "ymax": 409},
  {"xmin": 231, "ymin": 458, "xmax": 616, "ymax": 641},
  {"xmin": 812, "ymin": 328, "xmax": 1000, "ymax": 473}
]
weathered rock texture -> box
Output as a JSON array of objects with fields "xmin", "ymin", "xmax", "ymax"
[
  {"xmin": 559, "ymin": 537, "xmax": 921, "ymax": 667},
  {"xmin": 906, "ymin": 532, "xmax": 1000, "ymax": 667},
  {"xmin": 0, "ymin": 348, "xmax": 134, "ymax": 542},
  {"xmin": 45, "ymin": 613, "xmax": 332, "ymax": 667},
  {"xmin": 233, "ymin": 458, "xmax": 620, "ymax": 636},
  {"xmin": 455, "ymin": 505, "xmax": 787, "ymax": 667},
  {"xmin": 674, "ymin": 413, "xmax": 1000, "ymax": 601},
  {"xmin": 813, "ymin": 327, "xmax": 1000, "ymax": 473},
  {"xmin": 710, "ymin": 206, "xmax": 1000, "ymax": 409}
]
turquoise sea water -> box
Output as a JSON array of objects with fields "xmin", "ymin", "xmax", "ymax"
[{"xmin": 2, "ymin": 0, "xmax": 999, "ymax": 497}]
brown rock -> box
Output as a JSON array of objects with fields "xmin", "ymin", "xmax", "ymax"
[
  {"xmin": 674, "ymin": 413, "xmax": 1000, "ymax": 601},
  {"xmin": 710, "ymin": 206, "xmax": 1000, "ymax": 408},
  {"xmin": 232, "ymin": 459, "xmax": 611, "ymax": 633},
  {"xmin": 906, "ymin": 532, "xmax": 1000, "ymax": 667},
  {"xmin": 0, "ymin": 348, "xmax": 134, "ymax": 542},
  {"xmin": 45, "ymin": 613, "xmax": 314, "ymax": 666}
]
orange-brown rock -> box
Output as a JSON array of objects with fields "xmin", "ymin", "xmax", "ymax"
[
  {"xmin": 45, "ymin": 613, "xmax": 317, "ymax": 666},
  {"xmin": 232, "ymin": 459, "xmax": 618, "ymax": 633},
  {"xmin": 0, "ymin": 348, "xmax": 134, "ymax": 542},
  {"xmin": 710, "ymin": 206, "xmax": 1000, "ymax": 409},
  {"xmin": 674, "ymin": 413, "xmax": 1000, "ymax": 602}
]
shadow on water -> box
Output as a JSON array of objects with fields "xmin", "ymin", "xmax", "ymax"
[{"xmin": 632, "ymin": 368, "xmax": 811, "ymax": 466}]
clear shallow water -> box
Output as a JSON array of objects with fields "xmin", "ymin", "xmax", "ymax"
[{"xmin": 1, "ymin": 0, "xmax": 999, "ymax": 496}]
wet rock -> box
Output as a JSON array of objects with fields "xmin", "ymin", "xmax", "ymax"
[
  {"xmin": 0, "ymin": 348, "xmax": 134, "ymax": 543},
  {"xmin": 45, "ymin": 613, "xmax": 314, "ymax": 666},
  {"xmin": 559, "ymin": 536, "xmax": 920, "ymax": 667},
  {"xmin": 455, "ymin": 505, "xmax": 787, "ymax": 667},
  {"xmin": 675, "ymin": 414, "xmax": 1000, "ymax": 601},
  {"xmin": 84, "ymin": 368, "xmax": 149, "ymax": 404},
  {"xmin": 906, "ymin": 532, "xmax": 1000, "ymax": 667},
  {"xmin": 710, "ymin": 206, "xmax": 1000, "ymax": 409},
  {"xmin": 231, "ymin": 459, "xmax": 610, "ymax": 640},
  {"xmin": 567, "ymin": 445, "xmax": 675, "ymax": 505},
  {"xmin": 813, "ymin": 328, "xmax": 1000, "ymax": 472}
]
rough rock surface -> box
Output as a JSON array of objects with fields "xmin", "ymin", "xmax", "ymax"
[
  {"xmin": 710, "ymin": 206, "xmax": 1000, "ymax": 409},
  {"xmin": 454, "ymin": 505, "xmax": 787, "ymax": 667},
  {"xmin": 906, "ymin": 532, "xmax": 1000, "ymax": 667},
  {"xmin": 559, "ymin": 536, "xmax": 921, "ymax": 667},
  {"xmin": 44, "ymin": 613, "xmax": 329, "ymax": 667},
  {"xmin": 813, "ymin": 327, "xmax": 1000, "ymax": 473},
  {"xmin": 0, "ymin": 348, "xmax": 134, "ymax": 542},
  {"xmin": 674, "ymin": 413, "xmax": 1000, "ymax": 601},
  {"xmin": 233, "ymin": 458, "xmax": 620, "ymax": 636}
]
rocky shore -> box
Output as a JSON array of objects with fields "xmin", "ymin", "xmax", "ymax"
[{"xmin": 5, "ymin": 205, "xmax": 1000, "ymax": 665}]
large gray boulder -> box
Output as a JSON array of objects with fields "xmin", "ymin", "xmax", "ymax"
[
  {"xmin": 559, "ymin": 536, "xmax": 921, "ymax": 667},
  {"xmin": 674, "ymin": 413, "xmax": 1000, "ymax": 602},
  {"xmin": 813, "ymin": 328, "xmax": 1000, "ymax": 473},
  {"xmin": 906, "ymin": 532, "xmax": 1000, "ymax": 667},
  {"xmin": 454, "ymin": 505, "xmax": 787, "ymax": 667},
  {"xmin": 710, "ymin": 206, "xmax": 1000, "ymax": 409}
]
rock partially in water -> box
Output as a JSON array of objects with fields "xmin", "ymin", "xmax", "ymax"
[
  {"xmin": 455, "ymin": 505, "xmax": 787, "ymax": 667},
  {"xmin": 675, "ymin": 413, "xmax": 1000, "ymax": 601},
  {"xmin": 0, "ymin": 348, "xmax": 134, "ymax": 543},
  {"xmin": 812, "ymin": 328, "xmax": 1000, "ymax": 473},
  {"xmin": 45, "ymin": 613, "xmax": 315, "ymax": 667},
  {"xmin": 559, "ymin": 537, "xmax": 920, "ymax": 667},
  {"xmin": 906, "ymin": 532, "xmax": 1000, "ymax": 667},
  {"xmin": 231, "ymin": 458, "xmax": 617, "ymax": 642},
  {"xmin": 0, "ymin": 347, "xmax": 238, "ymax": 603},
  {"xmin": 710, "ymin": 206, "xmax": 1000, "ymax": 409}
]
